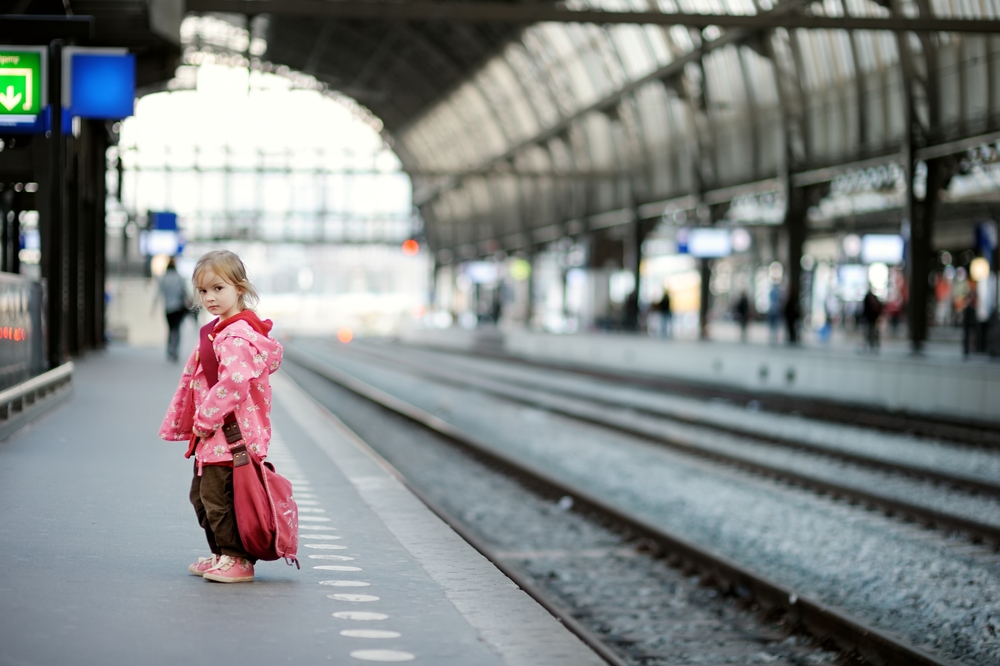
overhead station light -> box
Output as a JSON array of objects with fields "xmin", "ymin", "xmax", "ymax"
[
  {"xmin": 401, "ymin": 239, "xmax": 419, "ymax": 256},
  {"xmin": 970, "ymin": 257, "xmax": 990, "ymax": 282},
  {"xmin": 861, "ymin": 234, "xmax": 904, "ymax": 265}
]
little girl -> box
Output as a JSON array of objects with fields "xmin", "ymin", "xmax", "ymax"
[{"xmin": 159, "ymin": 250, "xmax": 283, "ymax": 583}]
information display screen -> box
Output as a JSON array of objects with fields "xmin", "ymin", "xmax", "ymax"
[
  {"xmin": 686, "ymin": 228, "xmax": 732, "ymax": 258},
  {"xmin": 861, "ymin": 234, "xmax": 904, "ymax": 265}
]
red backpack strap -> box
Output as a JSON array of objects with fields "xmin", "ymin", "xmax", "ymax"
[
  {"xmin": 199, "ymin": 317, "xmax": 239, "ymax": 434},
  {"xmin": 199, "ymin": 319, "xmax": 220, "ymax": 387}
]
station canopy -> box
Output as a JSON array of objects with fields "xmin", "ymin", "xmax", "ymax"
[
  {"xmin": 257, "ymin": 0, "xmax": 1000, "ymax": 262},
  {"xmin": 13, "ymin": 0, "xmax": 1000, "ymax": 260}
]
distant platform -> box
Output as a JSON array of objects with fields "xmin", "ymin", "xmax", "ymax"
[
  {"xmin": 0, "ymin": 341, "xmax": 603, "ymax": 666},
  {"xmin": 399, "ymin": 327, "xmax": 1000, "ymax": 425}
]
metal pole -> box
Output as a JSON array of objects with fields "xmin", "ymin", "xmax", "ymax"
[
  {"xmin": 93, "ymin": 122, "xmax": 108, "ymax": 349},
  {"xmin": 44, "ymin": 39, "xmax": 65, "ymax": 369},
  {"xmin": 0, "ymin": 188, "xmax": 11, "ymax": 273},
  {"xmin": 699, "ymin": 258, "xmax": 711, "ymax": 340}
]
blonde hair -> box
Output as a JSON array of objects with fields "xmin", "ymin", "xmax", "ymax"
[{"xmin": 192, "ymin": 250, "xmax": 260, "ymax": 312}]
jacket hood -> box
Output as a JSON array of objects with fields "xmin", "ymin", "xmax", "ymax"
[{"xmin": 213, "ymin": 310, "xmax": 273, "ymax": 337}]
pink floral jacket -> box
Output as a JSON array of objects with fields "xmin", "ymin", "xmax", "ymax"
[{"xmin": 159, "ymin": 312, "xmax": 282, "ymax": 468}]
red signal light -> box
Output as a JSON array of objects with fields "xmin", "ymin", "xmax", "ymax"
[{"xmin": 402, "ymin": 239, "xmax": 419, "ymax": 256}]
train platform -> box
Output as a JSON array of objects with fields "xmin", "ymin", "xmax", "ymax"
[
  {"xmin": 0, "ymin": 339, "xmax": 605, "ymax": 666},
  {"xmin": 399, "ymin": 325, "xmax": 1000, "ymax": 425}
]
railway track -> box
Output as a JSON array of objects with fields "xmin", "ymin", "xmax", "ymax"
[
  {"xmin": 283, "ymin": 342, "xmax": 963, "ymax": 666},
  {"xmin": 404, "ymin": 340, "xmax": 1000, "ymax": 450},
  {"xmin": 349, "ymin": 341, "xmax": 1000, "ymax": 495},
  {"xmin": 318, "ymin": 340, "xmax": 1000, "ymax": 547}
]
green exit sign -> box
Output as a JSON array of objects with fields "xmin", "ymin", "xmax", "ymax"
[{"xmin": 0, "ymin": 49, "xmax": 44, "ymax": 116}]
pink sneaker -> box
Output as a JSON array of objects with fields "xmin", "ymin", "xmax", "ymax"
[
  {"xmin": 188, "ymin": 555, "xmax": 219, "ymax": 577},
  {"xmin": 203, "ymin": 555, "xmax": 254, "ymax": 583}
]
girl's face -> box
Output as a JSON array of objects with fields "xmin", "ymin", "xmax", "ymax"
[{"xmin": 196, "ymin": 270, "xmax": 243, "ymax": 320}]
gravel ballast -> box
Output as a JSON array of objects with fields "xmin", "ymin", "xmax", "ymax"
[
  {"xmin": 294, "ymin": 341, "xmax": 1000, "ymax": 666},
  {"xmin": 347, "ymin": 343, "xmax": 1000, "ymax": 528},
  {"xmin": 376, "ymin": 342, "xmax": 1000, "ymax": 483},
  {"xmin": 284, "ymin": 359, "xmax": 845, "ymax": 665}
]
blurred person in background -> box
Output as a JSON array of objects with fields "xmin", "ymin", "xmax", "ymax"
[
  {"xmin": 886, "ymin": 274, "xmax": 907, "ymax": 338},
  {"xmin": 963, "ymin": 290, "xmax": 978, "ymax": 356},
  {"xmin": 734, "ymin": 291, "xmax": 750, "ymax": 342},
  {"xmin": 862, "ymin": 286, "xmax": 882, "ymax": 351},
  {"xmin": 768, "ymin": 284, "xmax": 782, "ymax": 344},
  {"xmin": 783, "ymin": 286, "xmax": 801, "ymax": 345},
  {"xmin": 623, "ymin": 290, "xmax": 640, "ymax": 332},
  {"xmin": 655, "ymin": 289, "xmax": 672, "ymax": 338},
  {"xmin": 933, "ymin": 272, "xmax": 952, "ymax": 326},
  {"xmin": 153, "ymin": 257, "xmax": 190, "ymax": 362},
  {"xmin": 952, "ymin": 267, "xmax": 970, "ymax": 326}
]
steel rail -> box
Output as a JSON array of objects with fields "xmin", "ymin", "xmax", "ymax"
[
  {"xmin": 324, "ymin": 342, "xmax": 1000, "ymax": 546},
  {"xmin": 283, "ymin": 345, "xmax": 960, "ymax": 666},
  {"xmin": 404, "ymin": 341, "xmax": 1000, "ymax": 448},
  {"xmin": 346, "ymin": 342, "xmax": 1000, "ymax": 498}
]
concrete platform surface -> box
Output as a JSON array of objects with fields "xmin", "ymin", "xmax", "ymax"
[{"xmin": 0, "ymin": 342, "xmax": 603, "ymax": 666}]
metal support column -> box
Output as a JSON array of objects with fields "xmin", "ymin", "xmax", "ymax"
[
  {"xmin": 698, "ymin": 257, "xmax": 711, "ymax": 340},
  {"xmin": 0, "ymin": 188, "xmax": 13, "ymax": 273},
  {"xmin": 93, "ymin": 124, "xmax": 107, "ymax": 349},
  {"xmin": 80, "ymin": 120, "xmax": 106, "ymax": 351},
  {"xmin": 42, "ymin": 40, "xmax": 66, "ymax": 369},
  {"xmin": 907, "ymin": 157, "xmax": 949, "ymax": 351},
  {"xmin": 525, "ymin": 250, "xmax": 536, "ymax": 329},
  {"xmin": 66, "ymin": 131, "xmax": 80, "ymax": 356},
  {"xmin": 783, "ymin": 185, "xmax": 808, "ymax": 344},
  {"xmin": 623, "ymin": 206, "xmax": 643, "ymax": 332}
]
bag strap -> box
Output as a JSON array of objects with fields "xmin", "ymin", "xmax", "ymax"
[
  {"xmin": 230, "ymin": 442, "xmax": 251, "ymax": 467},
  {"xmin": 199, "ymin": 318, "xmax": 240, "ymax": 433},
  {"xmin": 199, "ymin": 319, "xmax": 220, "ymax": 387}
]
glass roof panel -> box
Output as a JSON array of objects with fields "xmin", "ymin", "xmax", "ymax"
[
  {"xmin": 481, "ymin": 58, "xmax": 541, "ymax": 142},
  {"xmin": 504, "ymin": 44, "xmax": 562, "ymax": 129},
  {"xmin": 398, "ymin": 0, "xmax": 1000, "ymax": 252},
  {"xmin": 608, "ymin": 24, "xmax": 659, "ymax": 79}
]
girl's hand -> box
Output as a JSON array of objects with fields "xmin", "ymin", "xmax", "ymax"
[{"xmin": 193, "ymin": 427, "xmax": 211, "ymax": 439}]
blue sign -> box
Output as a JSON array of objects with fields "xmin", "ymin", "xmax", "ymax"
[
  {"xmin": 149, "ymin": 211, "xmax": 178, "ymax": 231},
  {"xmin": 976, "ymin": 221, "xmax": 997, "ymax": 266},
  {"xmin": 66, "ymin": 51, "xmax": 134, "ymax": 119}
]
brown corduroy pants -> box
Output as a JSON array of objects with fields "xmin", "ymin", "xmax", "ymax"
[{"xmin": 189, "ymin": 462, "xmax": 253, "ymax": 561}]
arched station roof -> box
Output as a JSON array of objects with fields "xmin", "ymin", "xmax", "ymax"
[
  {"xmin": 11, "ymin": 1, "xmax": 1000, "ymax": 260},
  {"xmin": 246, "ymin": 0, "xmax": 1000, "ymax": 261}
]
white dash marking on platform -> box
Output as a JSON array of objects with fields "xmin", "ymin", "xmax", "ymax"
[
  {"xmin": 349, "ymin": 649, "xmax": 414, "ymax": 662},
  {"xmin": 328, "ymin": 593, "xmax": 379, "ymax": 602},
  {"xmin": 340, "ymin": 630, "xmax": 400, "ymax": 639},
  {"xmin": 316, "ymin": 566, "xmax": 363, "ymax": 572},
  {"xmin": 333, "ymin": 611, "xmax": 388, "ymax": 621}
]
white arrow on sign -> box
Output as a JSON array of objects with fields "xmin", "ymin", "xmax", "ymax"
[
  {"xmin": 0, "ymin": 69, "xmax": 33, "ymax": 112},
  {"xmin": 0, "ymin": 86, "xmax": 22, "ymax": 112}
]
